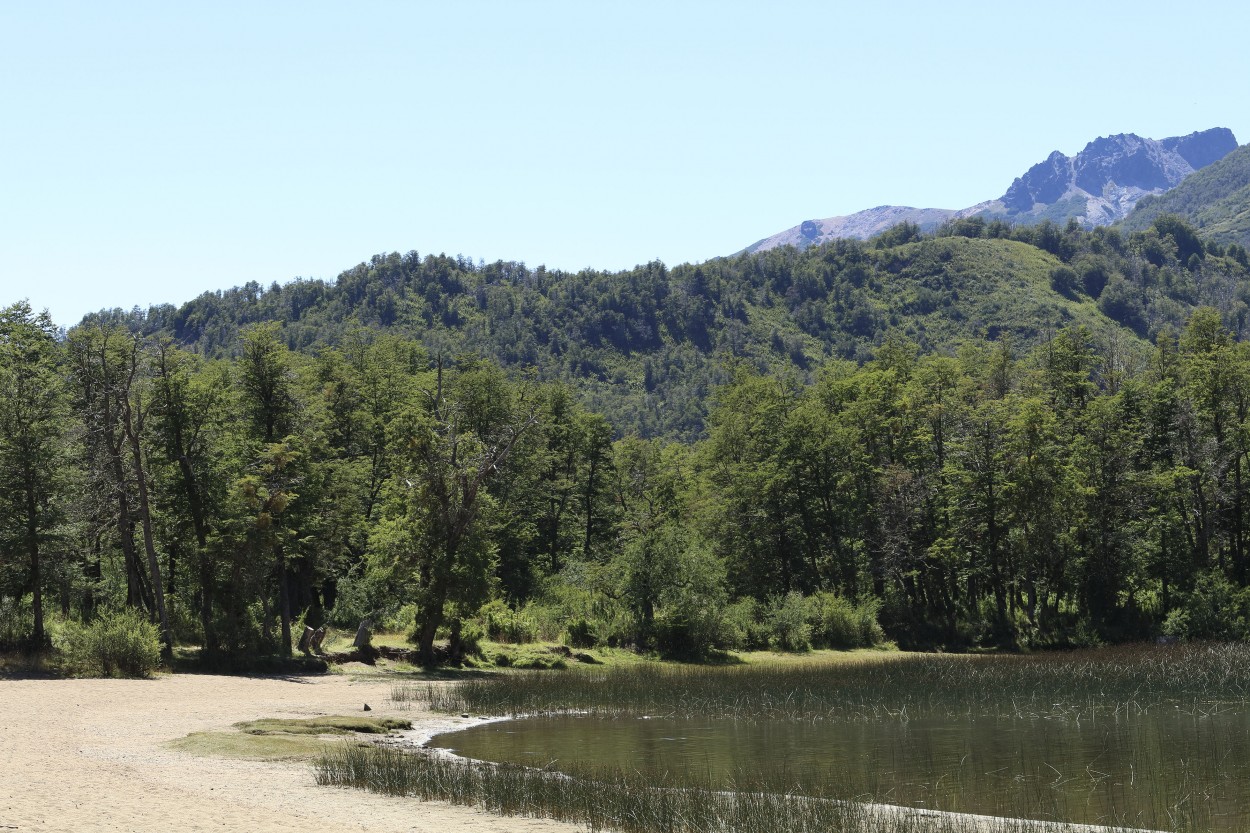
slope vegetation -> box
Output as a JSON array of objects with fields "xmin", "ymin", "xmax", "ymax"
[
  {"xmin": 1120, "ymin": 143, "xmax": 1250, "ymax": 248},
  {"xmin": 114, "ymin": 216, "xmax": 1250, "ymax": 438}
]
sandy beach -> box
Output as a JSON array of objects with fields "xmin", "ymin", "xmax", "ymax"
[{"xmin": 0, "ymin": 672, "xmax": 582, "ymax": 833}]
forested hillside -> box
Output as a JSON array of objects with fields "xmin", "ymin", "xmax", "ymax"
[
  {"xmin": 7, "ymin": 214, "xmax": 1250, "ymax": 664},
  {"xmin": 1121, "ymin": 144, "xmax": 1250, "ymax": 249},
  {"xmin": 112, "ymin": 215, "xmax": 1250, "ymax": 439},
  {"xmin": 7, "ymin": 300, "xmax": 1250, "ymax": 662}
]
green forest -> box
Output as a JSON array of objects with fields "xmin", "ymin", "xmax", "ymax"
[{"xmin": 7, "ymin": 214, "xmax": 1250, "ymax": 666}]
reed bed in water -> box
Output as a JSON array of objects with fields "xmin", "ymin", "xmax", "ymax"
[
  {"xmin": 411, "ymin": 644, "xmax": 1250, "ymax": 722},
  {"xmin": 315, "ymin": 743, "xmax": 1104, "ymax": 833}
]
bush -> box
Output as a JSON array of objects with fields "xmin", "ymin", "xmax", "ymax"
[
  {"xmin": 807, "ymin": 592, "xmax": 885, "ymax": 649},
  {"xmin": 565, "ymin": 618, "xmax": 598, "ymax": 649},
  {"xmin": 765, "ymin": 592, "xmax": 812, "ymax": 652},
  {"xmin": 718, "ymin": 598, "xmax": 767, "ymax": 650},
  {"xmin": 0, "ymin": 596, "xmax": 30, "ymax": 650},
  {"xmin": 1163, "ymin": 571, "xmax": 1250, "ymax": 641},
  {"xmin": 213, "ymin": 601, "xmax": 276, "ymax": 656},
  {"xmin": 478, "ymin": 599, "xmax": 539, "ymax": 644},
  {"xmin": 167, "ymin": 595, "xmax": 204, "ymax": 645},
  {"xmin": 454, "ymin": 620, "xmax": 486, "ymax": 658},
  {"xmin": 56, "ymin": 607, "xmax": 162, "ymax": 677},
  {"xmin": 1049, "ymin": 266, "xmax": 1079, "ymax": 297}
]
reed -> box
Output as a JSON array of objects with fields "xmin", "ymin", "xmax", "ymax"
[
  {"xmin": 413, "ymin": 644, "xmax": 1250, "ymax": 723},
  {"xmin": 315, "ymin": 743, "xmax": 1105, "ymax": 833}
]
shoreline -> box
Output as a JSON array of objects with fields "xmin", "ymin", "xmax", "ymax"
[
  {"xmin": 0, "ymin": 672, "xmax": 1167, "ymax": 833},
  {"xmin": 408, "ymin": 713, "xmax": 1167, "ymax": 833}
]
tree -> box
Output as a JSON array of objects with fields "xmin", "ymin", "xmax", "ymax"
[
  {"xmin": 151, "ymin": 341, "xmax": 231, "ymax": 656},
  {"xmin": 0, "ymin": 302, "xmax": 66, "ymax": 648},
  {"xmin": 67, "ymin": 323, "xmax": 173, "ymax": 658},
  {"xmin": 237, "ymin": 322, "xmax": 303, "ymax": 654},
  {"xmin": 382, "ymin": 359, "xmax": 538, "ymax": 664}
]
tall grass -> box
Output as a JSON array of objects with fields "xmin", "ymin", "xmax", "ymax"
[
  {"xmin": 316, "ymin": 744, "xmax": 1107, "ymax": 833},
  {"xmin": 414, "ymin": 644, "xmax": 1250, "ymax": 722}
]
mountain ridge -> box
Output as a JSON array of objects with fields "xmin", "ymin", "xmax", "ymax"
[{"xmin": 745, "ymin": 128, "xmax": 1238, "ymax": 254}]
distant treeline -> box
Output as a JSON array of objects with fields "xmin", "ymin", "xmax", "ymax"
[
  {"xmin": 5, "ymin": 300, "xmax": 1250, "ymax": 658},
  {"xmin": 97, "ymin": 214, "xmax": 1250, "ymax": 439}
]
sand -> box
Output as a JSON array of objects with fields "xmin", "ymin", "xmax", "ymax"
[{"xmin": 0, "ymin": 671, "xmax": 582, "ymax": 833}]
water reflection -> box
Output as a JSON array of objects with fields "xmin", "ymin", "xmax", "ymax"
[{"xmin": 430, "ymin": 709, "xmax": 1250, "ymax": 830}]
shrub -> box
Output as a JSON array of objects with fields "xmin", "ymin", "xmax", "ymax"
[
  {"xmin": 1049, "ymin": 266, "xmax": 1079, "ymax": 297},
  {"xmin": 167, "ymin": 595, "xmax": 204, "ymax": 645},
  {"xmin": 564, "ymin": 618, "xmax": 598, "ymax": 649},
  {"xmin": 765, "ymin": 592, "xmax": 812, "ymax": 651},
  {"xmin": 478, "ymin": 599, "xmax": 539, "ymax": 644},
  {"xmin": 453, "ymin": 620, "xmax": 486, "ymax": 658},
  {"xmin": 56, "ymin": 607, "xmax": 162, "ymax": 677},
  {"xmin": 385, "ymin": 603, "xmax": 418, "ymax": 635},
  {"xmin": 0, "ymin": 596, "xmax": 30, "ymax": 650},
  {"xmin": 807, "ymin": 592, "xmax": 884, "ymax": 649},
  {"xmin": 1163, "ymin": 571, "xmax": 1250, "ymax": 641}
]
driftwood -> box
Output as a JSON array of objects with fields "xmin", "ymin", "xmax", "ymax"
[
  {"xmin": 298, "ymin": 626, "xmax": 315, "ymax": 655},
  {"xmin": 298, "ymin": 625, "xmax": 330, "ymax": 655}
]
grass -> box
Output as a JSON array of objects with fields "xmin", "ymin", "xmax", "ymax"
[
  {"xmin": 170, "ymin": 715, "xmax": 411, "ymax": 762},
  {"xmin": 171, "ymin": 730, "xmax": 346, "ymax": 761},
  {"xmin": 414, "ymin": 643, "xmax": 1250, "ymax": 722},
  {"xmin": 315, "ymin": 743, "xmax": 1117, "ymax": 833},
  {"xmin": 236, "ymin": 716, "xmax": 412, "ymax": 735}
]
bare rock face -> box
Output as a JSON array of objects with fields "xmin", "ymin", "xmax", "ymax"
[
  {"xmin": 1002, "ymin": 128, "xmax": 1237, "ymax": 217},
  {"xmin": 744, "ymin": 128, "xmax": 1238, "ymax": 254},
  {"xmin": 1162, "ymin": 127, "xmax": 1239, "ymax": 170},
  {"xmin": 1003, "ymin": 150, "xmax": 1073, "ymax": 213}
]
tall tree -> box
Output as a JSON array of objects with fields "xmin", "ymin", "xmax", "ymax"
[
  {"xmin": 237, "ymin": 322, "xmax": 302, "ymax": 654},
  {"xmin": 0, "ymin": 302, "xmax": 66, "ymax": 647},
  {"xmin": 379, "ymin": 359, "xmax": 538, "ymax": 664}
]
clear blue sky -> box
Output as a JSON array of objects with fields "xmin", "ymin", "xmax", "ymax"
[{"xmin": 3, "ymin": 1, "xmax": 1248, "ymax": 327}]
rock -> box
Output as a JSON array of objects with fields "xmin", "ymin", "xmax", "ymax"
[{"xmin": 363, "ymin": 703, "xmax": 372, "ymax": 711}]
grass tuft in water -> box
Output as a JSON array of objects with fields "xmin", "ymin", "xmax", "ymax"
[{"xmin": 315, "ymin": 744, "xmax": 1089, "ymax": 833}]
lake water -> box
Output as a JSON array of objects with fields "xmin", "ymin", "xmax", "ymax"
[{"xmin": 428, "ymin": 709, "xmax": 1250, "ymax": 830}]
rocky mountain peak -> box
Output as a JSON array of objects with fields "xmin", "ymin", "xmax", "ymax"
[
  {"xmin": 1000, "ymin": 129, "xmax": 1238, "ymax": 216},
  {"xmin": 1161, "ymin": 127, "xmax": 1239, "ymax": 170},
  {"xmin": 742, "ymin": 128, "xmax": 1238, "ymax": 255}
]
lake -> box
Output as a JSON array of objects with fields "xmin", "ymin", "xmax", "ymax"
[{"xmin": 429, "ymin": 708, "xmax": 1250, "ymax": 831}]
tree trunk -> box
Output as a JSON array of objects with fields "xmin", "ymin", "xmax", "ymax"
[
  {"xmin": 27, "ymin": 504, "xmax": 44, "ymax": 649},
  {"xmin": 277, "ymin": 549, "xmax": 292, "ymax": 657},
  {"xmin": 124, "ymin": 398, "xmax": 173, "ymax": 661},
  {"xmin": 417, "ymin": 606, "xmax": 442, "ymax": 666}
]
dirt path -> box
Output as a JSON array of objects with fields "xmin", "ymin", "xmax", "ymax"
[{"xmin": 0, "ymin": 673, "xmax": 581, "ymax": 833}]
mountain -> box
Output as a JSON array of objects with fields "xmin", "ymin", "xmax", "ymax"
[
  {"xmin": 1119, "ymin": 142, "xmax": 1250, "ymax": 248},
  {"xmin": 745, "ymin": 128, "xmax": 1238, "ymax": 253},
  {"xmin": 742, "ymin": 207, "xmax": 957, "ymax": 254}
]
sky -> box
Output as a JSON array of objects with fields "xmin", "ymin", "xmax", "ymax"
[{"xmin": 3, "ymin": 1, "xmax": 1249, "ymax": 327}]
